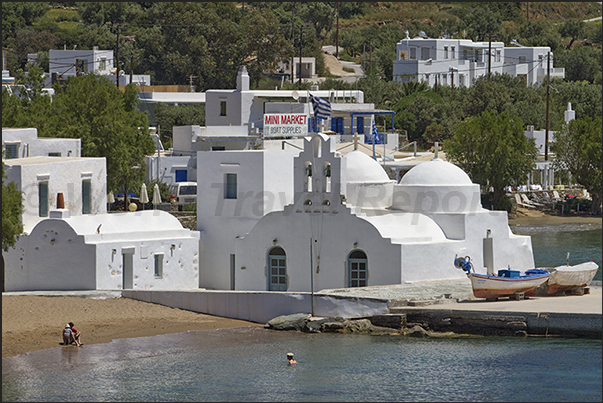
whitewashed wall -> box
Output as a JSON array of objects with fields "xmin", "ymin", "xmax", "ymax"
[
  {"xmin": 4, "ymin": 157, "xmax": 107, "ymax": 233},
  {"xmin": 3, "ymin": 210, "xmax": 200, "ymax": 292},
  {"xmin": 196, "ymin": 150, "xmax": 296, "ymax": 289}
]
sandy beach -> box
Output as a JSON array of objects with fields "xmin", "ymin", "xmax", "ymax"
[
  {"xmin": 2, "ymin": 296, "xmax": 263, "ymax": 358},
  {"xmin": 3, "ymin": 209, "xmax": 600, "ymax": 359}
]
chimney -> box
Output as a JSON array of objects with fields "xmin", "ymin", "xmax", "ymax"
[
  {"xmin": 564, "ymin": 102, "xmax": 575, "ymax": 123},
  {"xmin": 236, "ymin": 66, "xmax": 249, "ymax": 91},
  {"xmin": 57, "ymin": 193, "xmax": 65, "ymax": 209}
]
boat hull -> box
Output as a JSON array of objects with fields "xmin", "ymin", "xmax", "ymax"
[
  {"xmin": 544, "ymin": 261, "xmax": 599, "ymax": 294},
  {"xmin": 470, "ymin": 272, "xmax": 550, "ymax": 299}
]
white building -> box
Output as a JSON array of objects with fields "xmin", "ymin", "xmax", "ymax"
[
  {"xmin": 277, "ymin": 57, "xmax": 317, "ymax": 79},
  {"xmin": 197, "ymin": 133, "xmax": 535, "ymax": 291},
  {"xmin": 47, "ymin": 48, "xmax": 151, "ymax": 87},
  {"xmin": 504, "ymin": 46, "xmax": 565, "ymax": 86},
  {"xmin": 3, "ymin": 158, "xmax": 108, "ymax": 237},
  {"xmin": 2, "ymin": 127, "xmax": 200, "ymax": 292},
  {"xmin": 393, "ymin": 32, "xmax": 564, "ymax": 87},
  {"xmin": 3, "ymin": 210, "xmax": 200, "ymax": 292},
  {"xmin": 144, "ymin": 66, "xmax": 397, "ymax": 185},
  {"xmin": 2, "ymin": 127, "xmax": 80, "ymax": 159}
]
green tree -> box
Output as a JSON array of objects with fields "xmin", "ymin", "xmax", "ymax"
[
  {"xmin": 2, "ymin": 162, "xmax": 24, "ymax": 252},
  {"xmin": 559, "ymin": 20, "xmax": 586, "ymax": 50},
  {"xmin": 1, "ymin": 2, "xmax": 49, "ymax": 41},
  {"xmin": 444, "ymin": 111, "xmax": 538, "ymax": 211},
  {"xmin": 467, "ymin": 5, "xmax": 501, "ymax": 41},
  {"xmin": 555, "ymin": 46, "xmax": 602, "ymax": 84},
  {"xmin": 44, "ymin": 75, "xmax": 155, "ymax": 207},
  {"xmin": 551, "ymin": 117, "xmax": 602, "ymax": 214}
]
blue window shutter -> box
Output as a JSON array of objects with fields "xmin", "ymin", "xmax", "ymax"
[{"xmin": 175, "ymin": 170, "xmax": 187, "ymax": 182}]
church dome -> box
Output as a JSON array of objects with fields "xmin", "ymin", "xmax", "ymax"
[
  {"xmin": 343, "ymin": 150, "xmax": 390, "ymax": 183},
  {"xmin": 400, "ymin": 158, "xmax": 472, "ymax": 186}
]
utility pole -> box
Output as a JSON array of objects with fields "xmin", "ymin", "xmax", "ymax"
[
  {"xmin": 116, "ymin": 26, "xmax": 120, "ymax": 88},
  {"xmin": 111, "ymin": 23, "xmax": 127, "ymax": 88},
  {"xmin": 363, "ymin": 44, "xmax": 366, "ymax": 75},
  {"xmin": 129, "ymin": 54, "xmax": 133, "ymax": 85},
  {"xmin": 545, "ymin": 51, "xmax": 551, "ymax": 161},
  {"xmin": 488, "ymin": 32, "xmax": 492, "ymax": 74},
  {"xmin": 291, "ymin": 2, "xmax": 295, "ymax": 84},
  {"xmin": 298, "ymin": 24, "xmax": 303, "ymax": 89},
  {"xmin": 451, "ymin": 68, "xmax": 454, "ymax": 94},
  {"xmin": 369, "ymin": 42, "xmax": 372, "ymax": 74},
  {"xmin": 335, "ymin": 2, "xmax": 339, "ymax": 59},
  {"xmin": 189, "ymin": 75, "xmax": 197, "ymax": 92}
]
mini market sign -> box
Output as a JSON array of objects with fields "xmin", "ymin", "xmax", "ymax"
[{"xmin": 263, "ymin": 113, "xmax": 308, "ymax": 137}]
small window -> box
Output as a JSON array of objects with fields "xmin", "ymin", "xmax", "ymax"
[
  {"xmin": 496, "ymin": 50, "xmax": 501, "ymax": 62},
  {"xmin": 220, "ymin": 100, "xmax": 227, "ymax": 116},
  {"xmin": 444, "ymin": 46, "xmax": 448, "ymax": 59},
  {"xmin": 410, "ymin": 48, "xmax": 416, "ymax": 60},
  {"xmin": 154, "ymin": 254, "xmax": 164, "ymax": 278},
  {"xmin": 82, "ymin": 180, "xmax": 91, "ymax": 214},
  {"xmin": 451, "ymin": 46, "xmax": 455, "ymax": 59},
  {"xmin": 420, "ymin": 47, "xmax": 430, "ymax": 60},
  {"xmin": 48, "ymin": 152, "xmax": 61, "ymax": 157},
  {"xmin": 39, "ymin": 182, "xmax": 49, "ymax": 217},
  {"xmin": 99, "ymin": 58, "xmax": 107, "ymax": 71},
  {"xmin": 225, "ymin": 173, "xmax": 237, "ymax": 199},
  {"xmin": 4, "ymin": 143, "xmax": 19, "ymax": 159}
]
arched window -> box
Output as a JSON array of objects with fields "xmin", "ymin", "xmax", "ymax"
[
  {"xmin": 323, "ymin": 162, "xmax": 332, "ymax": 193},
  {"xmin": 305, "ymin": 162, "xmax": 312, "ymax": 192},
  {"xmin": 268, "ymin": 247, "xmax": 287, "ymax": 291},
  {"xmin": 348, "ymin": 250, "xmax": 368, "ymax": 287}
]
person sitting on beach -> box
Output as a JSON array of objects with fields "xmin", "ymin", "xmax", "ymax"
[
  {"xmin": 68, "ymin": 322, "xmax": 83, "ymax": 346},
  {"xmin": 62, "ymin": 324, "xmax": 73, "ymax": 345},
  {"xmin": 287, "ymin": 352, "xmax": 297, "ymax": 365}
]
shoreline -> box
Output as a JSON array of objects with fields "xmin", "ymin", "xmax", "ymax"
[
  {"xmin": 508, "ymin": 209, "xmax": 601, "ymax": 226},
  {"xmin": 3, "ymin": 212, "xmax": 601, "ymax": 359}
]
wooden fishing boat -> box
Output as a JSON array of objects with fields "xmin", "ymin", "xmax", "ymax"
[
  {"xmin": 540, "ymin": 261, "xmax": 599, "ymax": 294},
  {"xmin": 454, "ymin": 255, "xmax": 550, "ymax": 299}
]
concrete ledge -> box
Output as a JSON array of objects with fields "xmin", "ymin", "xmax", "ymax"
[{"xmin": 398, "ymin": 309, "xmax": 602, "ymax": 338}]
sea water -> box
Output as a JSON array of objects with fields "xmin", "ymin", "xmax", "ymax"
[
  {"xmin": 2, "ymin": 328, "xmax": 602, "ymax": 402},
  {"xmin": 511, "ymin": 221, "xmax": 602, "ymax": 281},
  {"xmin": 3, "ymin": 223, "xmax": 602, "ymax": 402}
]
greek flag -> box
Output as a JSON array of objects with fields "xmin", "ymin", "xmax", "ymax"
[
  {"xmin": 310, "ymin": 93, "xmax": 332, "ymax": 120},
  {"xmin": 372, "ymin": 120, "xmax": 378, "ymax": 140}
]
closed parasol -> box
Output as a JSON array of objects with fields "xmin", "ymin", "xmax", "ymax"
[
  {"xmin": 140, "ymin": 183, "xmax": 149, "ymax": 209},
  {"xmin": 152, "ymin": 183, "xmax": 162, "ymax": 209}
]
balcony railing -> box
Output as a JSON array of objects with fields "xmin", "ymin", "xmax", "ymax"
[{"xmin": 364, "ymin": 133, "xmax": 386, "ymax": 144}]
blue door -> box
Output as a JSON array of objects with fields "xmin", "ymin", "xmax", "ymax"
[
  {"xmin": 331, "ymin": 117, "xmax": 343, "ymax": 134},
  {"xmin": 356, "ymin": 117, "xmax": 364, "ymax": 134},
  {"xmin": 175, "ymin": 169, "xmax": 187, "ymax": 182}
]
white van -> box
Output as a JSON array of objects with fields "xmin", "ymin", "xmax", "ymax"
[{"xmin": 169, "ymin": 182, "xmax": 197, "ymax": 209}]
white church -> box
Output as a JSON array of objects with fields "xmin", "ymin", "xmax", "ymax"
[{"xmin": 197, "ymin": 132, "xmax": 535, "ymax": 292}]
